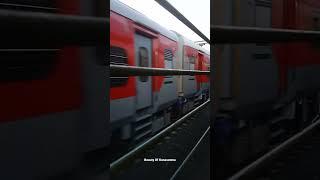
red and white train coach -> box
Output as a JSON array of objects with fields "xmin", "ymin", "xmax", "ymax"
[
  {"xmin": 174, "ymin": 32, "xmax": 210, "ymax": 114},
  {"xmin": 0, "ymin": 1, "xmax": 107, "ymax": 179},
  {"xmin": 110, "ymin": 0, "xmax": 210, "ymax": 144},
  {"xmin": 273, "ymin": 0, "xmax": 320, "ymax": 101},
  {"xmin": 212, "ymin": 0, "xmax": 320, "ymax": 171},
  {"xmin": 196, "ymin": 43, "xmax": 210, "ymax": 102},
  {"xmin": 213, "ymin": 0, "xmax": 320, "ymax": 118}
]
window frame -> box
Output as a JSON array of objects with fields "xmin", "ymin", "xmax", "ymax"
[{"xmin": 138, "ymin": 46, "xmax": 149, "ymax": 82}]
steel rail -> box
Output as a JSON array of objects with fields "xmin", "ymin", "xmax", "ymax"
[
  {"xmin": 110, "ymin": 100, "xmax": 210, "ymax": 172},
  {"xmin": 170, "ymin": 126, "xmax": 210, "ymax": 180},
  {"xmin": 228, "ymin": 115, "xmax": 320, "ymax": 180},
  {"xmin": 110, "ymin": 64, "xmax": 210, "ymax": 76},
  {"xmin": 211, "ymin": 25, "xmax": 320, "ymax": 44},
  {"xmin": 0, "ymin": 9, "xmax": 108, "ymax": 47},
  {"xmin": 154, "ymin": 0, "xmax": 210, "ymax": 44}
]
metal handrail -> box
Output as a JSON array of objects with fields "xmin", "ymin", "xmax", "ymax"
[
  {"xmin": 154, "ymin": 0, "xmax": 210, "ymax": 44},
  {"xmin": 228, "ymin": 115, "xmax": 320, "ymax": 180},
  {"xmin": 170, "ymin": 126, "xmax": 210, "ymax": 180},
  {"xmin": 110, "ymin": 64, "xmax": 210, "ymax": 76},
  {"xmin": 211, "ymin": 25, "xmax": 320, "ymax": 44},
  {"xmin": 0, "ymin": 9, "xmax": 107, "ymax": 47}
]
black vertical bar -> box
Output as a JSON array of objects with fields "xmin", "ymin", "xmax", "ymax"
[{"xmin": 154, "ymin": 0, "xmax": 210, "ymax": 43}]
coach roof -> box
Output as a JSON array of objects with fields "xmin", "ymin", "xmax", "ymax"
[
  {"xmin": 172, "ymin": 31, "xmax": 210, "ymax": 56},
  {"xmin": 111, "ymin": 0, "xmax": 178, "ymax": 42},
  {"xmin": 196, "ymin": 44, "xmax": 210, "ymax": 56}
]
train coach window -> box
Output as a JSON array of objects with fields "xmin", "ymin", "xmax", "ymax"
[
  {"xmin": 139, "ymin": 47, "xmax": 149, "ymax": 82},
  {"xmin": 110, "ymin": 46, "xmax": 129, "ymax": 87},
  {"xmin": 189, "ymin": 56, "xmax": 195, "ymax": 65},
  {"xmin": 0, "ymin": 49, "xmax": 58, "ymax": 82}
]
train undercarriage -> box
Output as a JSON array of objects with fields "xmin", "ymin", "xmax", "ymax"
[
  {"xmin": 110, "ymin": 90, "xmax": 210, "ymax": 159},
  {"xmin": 213, "ymin": 92, "xmax": 320, "ymax": 179}
]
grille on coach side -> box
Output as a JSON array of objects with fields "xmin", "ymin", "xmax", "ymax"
[
  {"xmin": 0, "ymin": 1, "xmax": 60, "ymax": 82},
  {"xmin": 164, "ymin": 49, "xmax": 173, "ymax": 78},
  {"xmin": 110, "ymin": 46, "xmax": 129, "ymax": 87},
  {"xmin": 164, "ymin": 49, "xmax": 173, "ymax": 62},
  {"xmin": 0, "ymin": 49, "xmax": 59, "ymax": 82}
]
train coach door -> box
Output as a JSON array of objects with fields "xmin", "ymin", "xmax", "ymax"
[{"xmin": 135, "ymin": 34, "xmax": 153, "ymax": 110}]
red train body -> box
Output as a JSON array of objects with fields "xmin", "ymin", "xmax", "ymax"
[
  {"xmin": 110, "ymin": 0, "xmax": 210, "ymax": 143},
  {"xmin": 212, "ymin": 0, "xmax": 320, "ymax": 173},
  {"xmin": 0, "ymin": 1, "xmax": 107, "ymax": 179},
  {"xmin": 273, "ymin": 0, "xmax": 320, "ymax": 95}
]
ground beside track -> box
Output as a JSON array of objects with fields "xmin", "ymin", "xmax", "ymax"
[
  {"xmin": 262, "ymin": 127, "xmax": 320, "ymax": 180},
  {"xmin": 174, "ymin": 132, "xmax": 210, "ymax": 180}
]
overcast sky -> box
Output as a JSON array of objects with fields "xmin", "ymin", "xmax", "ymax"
[{"xmin": 118, "ymin": 0, "xmax": 210, "ymax": 52}]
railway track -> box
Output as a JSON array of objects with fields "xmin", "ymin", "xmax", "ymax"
[
  {"xmin": 228, "ymin": 115, "xmax": 320, "ymax": 180},
  {"xmin": 110, "ymin": 100, "xmax": 210, "ymax": 180}
]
